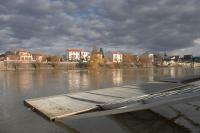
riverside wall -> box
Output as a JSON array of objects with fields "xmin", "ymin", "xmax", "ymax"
[
  {"xmin": 0, "ymin": 61, "xmax": 5, "ymax": 70},
  {"xmin": 0, "ymin": 61, "xmax": 81, "ymax": 70}
]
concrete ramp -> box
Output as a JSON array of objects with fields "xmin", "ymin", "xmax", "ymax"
[
  {"xmin": 24, "ymin": 82, "xmax": 200, "ymax": 121},
  {"xmin": 160, "ymin": 75, "xmax": 200, "ymax": 83},
  {"xmin": 25, "ymin": 95, "xmax": 98, "ymax": 120}
]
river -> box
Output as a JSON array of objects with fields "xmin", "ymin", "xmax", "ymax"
[{"xmin": 0, "ymin": 67, "xmax": 199, "ymax": 133}]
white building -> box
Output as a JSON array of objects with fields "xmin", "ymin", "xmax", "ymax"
[
  {"xmin": 81, "ymin": 51, "xmax": 90, "ymax": 62},
  {"xmin": 66, "ymin": 49, "xmax": 90, "ymax": 62},
  {"xmin": 106, "ymin": 51, "xmax": 123, "ymax": 63},
  {"xmin": 148, "ymin": 53, "xmax": 154, "ymax": 63},
  {"xmin": 113, "ymin": 51, "xmax": 123, "ymax": 63},
  {"xmin": 67, "ymin": 49, "xmax": 82, "ymax": 61}
]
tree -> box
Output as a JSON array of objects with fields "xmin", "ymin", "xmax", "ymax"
[
  {"xmin": 88, "ymin": 53, "xmax": 100, "ymax": 70},
  {"xmin": 46, "ymin": 56, "xmax": 60, "ymax": 62},
  {"xmin": 92, "ymin": 45, "xmax": 98, "ymax": 53},
  {"xmin": 5, "ymin": 51, "xmax": 15, "ymax": 55},
  {"xmin": 123, "ymin": 53, "xmax": 138, "ymax": 66},
  {"xmin": 46, "ymin": 55, "xmax": 61, "ymax": 68},
  {"xmin": 138, "ymin": 54, "xmax": 152, "ymax": 67},
  {"xmin": 88, "ymin": 45, "xmax": 106, "ymax": 70},
  {"xmin": 51, "ymin": 56, "xmax": 60, "ymax": 62}
]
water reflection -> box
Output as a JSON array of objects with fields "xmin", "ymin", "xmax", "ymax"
[
  {"xmin": 16, "ymin": 71, "xmax": 33, "ymax": 92},
  {"xmin": 68, "ymin": 71, "xmax": 82, "ymax": 91},
  {"xmin": 170, "ymin": 68, "xmax": 177, "ymax": 78},
  {"xmin": 148, "ymin": 68, "xmax": 154, "ymax": 82},
  {"xmin": 112, "ymin": 69, "xmax": 123, "ymax": 86},
  {"xmin": 0, "ymin": 72, "xmax": 5, "ymax": 96}
]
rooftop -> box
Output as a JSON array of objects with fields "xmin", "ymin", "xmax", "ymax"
[
  {"xmin": 67, "ymin": 48, "xmax": 83, "ymax": 52},
  {"xmin": 111, "ymin": 51, "xmax": 122, "ymax": 54}
]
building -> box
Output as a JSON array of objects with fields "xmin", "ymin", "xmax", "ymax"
[
  {"xmin": 67, "ymin": 48, "xmax": 82, "ymax": 62},
  {"xmin": 81, "ymin": 51, "xmax": 90, "ymax": 62},
  {"xmin": 16, "ymin": 50, "xmax": 33, "ymax": 61},
  {"xmin": 163, "ymin": 56, "xmax": 180, "ymax": 66},
  {"xmin": 182, "ymin": 55, "xmax": 193, "ymax": 62},
  {"xmin": 148, "ymin": 53, "xmax": 154, "ymax": 63},
  {"xmin": 105, "ymin": 51, "xmax": 123, "ymax": 63},
  {"xmin": 112, "ymin": 51, "xmax": 123, "ymax": 63},
  {"xmin": 32, "ymin": 54, "xmax": 47, "ymax": 63},
  {"xmin": 170, "ymin": 56, "xmax": 180, "ymax": 63},
  {"xmin": 66, "ymin": 48, "xmax": 90, "ymax": 62}
]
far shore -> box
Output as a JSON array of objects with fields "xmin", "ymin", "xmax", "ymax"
[{"xmin": 0, "ymin": 61, "xmax": 199, "ymax": 71}]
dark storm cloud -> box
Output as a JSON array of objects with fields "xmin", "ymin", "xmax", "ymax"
[{"xmin": 0, "ymin": 0, "xmax": 200, "ymax": 55}]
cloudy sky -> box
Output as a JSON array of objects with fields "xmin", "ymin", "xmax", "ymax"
[{"xmin": 0, "ymin": 0, "xmax": 200, "ymax": 55}]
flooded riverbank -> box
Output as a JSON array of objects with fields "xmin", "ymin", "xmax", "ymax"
[{"xmin": 0, "ymin": 67, "xmax": 199, "ymax": 133}]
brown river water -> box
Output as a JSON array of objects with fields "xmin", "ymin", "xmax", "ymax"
[{"xmin": 0, "ymin": 67, "xmax": 199, "ymax": 133}]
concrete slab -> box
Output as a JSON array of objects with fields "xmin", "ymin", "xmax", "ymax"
[
  {"xmin": 24, "ymin": 82, "xmax": 200, "ymax": 121},
  {"xmin": 25, "ymin": 95, "xmax": 97, "ymax": 120}
]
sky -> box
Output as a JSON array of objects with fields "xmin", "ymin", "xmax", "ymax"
[{"xmin": 0, "ymin": 0, "xmax": 200, "ymax": 56}]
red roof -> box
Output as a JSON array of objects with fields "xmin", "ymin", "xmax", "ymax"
[
  {"xmin": 111, "ymin": 51, "xmax": 121, "ymax": 54},
  {"xmin": 67, "ymin": 48, "xmax": 83, "ymax": 52}
]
